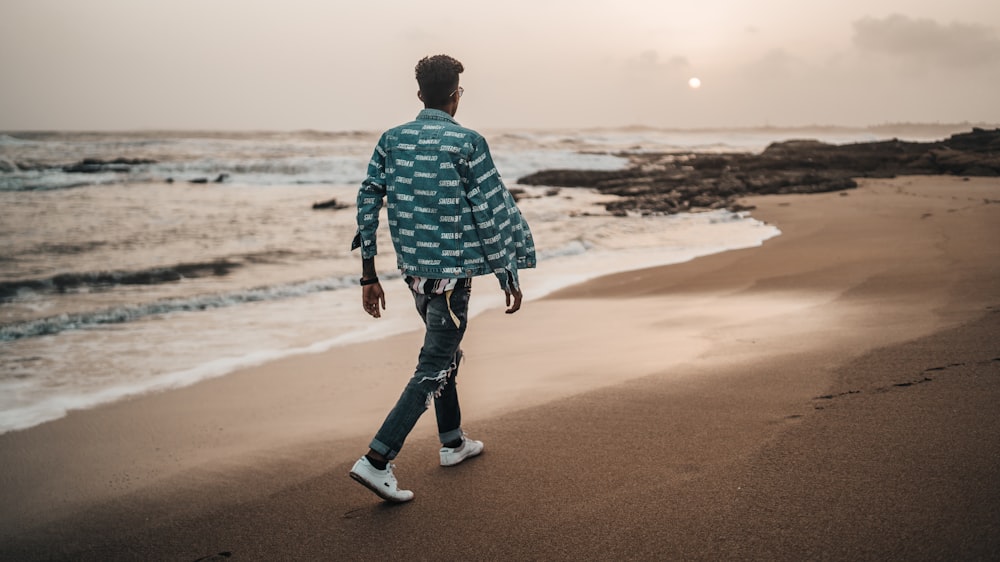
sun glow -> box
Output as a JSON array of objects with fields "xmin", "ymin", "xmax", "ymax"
[{"xmin": 688, "ymin": 77, "xmax": 702, "ymax": 89}]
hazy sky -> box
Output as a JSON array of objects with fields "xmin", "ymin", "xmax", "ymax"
[{"xmin": 2, "ymin": 0, "xmax": 998, "ymax": 131}]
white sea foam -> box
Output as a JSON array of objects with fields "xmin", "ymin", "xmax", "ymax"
[{"xmin": 0, "ymin": 316, "xmax": 418, "ymax": 434}]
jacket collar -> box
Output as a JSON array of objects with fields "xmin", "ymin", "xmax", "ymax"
[{"xmin": 416, "ymin": 108, "xmax": 458, "ymax": 124}]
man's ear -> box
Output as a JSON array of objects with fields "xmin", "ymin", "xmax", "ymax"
[{"xmin": 417, "ymin": 90, "xmax": 424, "ymax": 102}]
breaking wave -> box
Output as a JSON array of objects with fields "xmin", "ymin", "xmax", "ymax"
[
  {"xmin": 0, "ymin": 252, "xmax": 296, "ymax": 300},
  {"xmin": 0, "ymin": 273, "xmax": 379, "ymax": 342}
]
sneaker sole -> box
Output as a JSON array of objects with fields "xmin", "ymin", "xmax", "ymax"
[
  {"xmin": 440, "ymin": 447, "xmax": 483, "ymax": 467},
  {"xmin": 349, "ymin": 471, "xmax": 412, "ymax": 503}
]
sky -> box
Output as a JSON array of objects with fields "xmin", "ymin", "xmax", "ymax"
[{"xmin": 1, "ymin": 0, "xmax": 998, "ymax": 131}]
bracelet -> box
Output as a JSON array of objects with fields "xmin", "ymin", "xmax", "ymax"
[{"xmin": 360, "ymin": 277, "xmax": 380, "ymax": 286}]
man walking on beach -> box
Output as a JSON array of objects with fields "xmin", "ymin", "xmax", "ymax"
[{"xmin": 349, "ymin": 54, "xmax": 536, "ymax": 502}]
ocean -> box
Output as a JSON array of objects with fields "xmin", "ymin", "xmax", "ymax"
[{"xmin": 0, "ymin": 126, "xmax": 902, "ymax": 434}]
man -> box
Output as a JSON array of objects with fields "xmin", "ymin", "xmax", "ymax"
[{"xmin": 349, "ymin": 54, "xmax": 536, "ymax": 502}]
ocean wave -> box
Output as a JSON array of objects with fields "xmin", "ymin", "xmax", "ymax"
[
  {"xmin": 0, "ymin": 149, "xmax": 628, "ymax": 191},
  {"xmin": 0, "ymin": 237, "xmax": 596, "ymax": 340},
  {"xmin": 536, "ymin": 239, "xmax": 593, "ymax": 260},
  {"xmin": 0, "ymin": 273, "xmax": 380, "ymax": 342},
  {"xmin": 0, "ymin": 173, "xmax": 123, "ymax": 192},
  {"xmin": 0, "ymin": 253, "xmax": 298, "ymax": 300},
  {"xmin": 0, "ymin": 134, "xmax": 37, "ymax": 146},
  {"xmin": 29, "ymin": 241, "xmax": 110, "ymax": 256}
]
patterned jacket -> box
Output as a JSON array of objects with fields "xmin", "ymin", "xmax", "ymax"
[{"xmin": 353, "ymin": 109, "xmax": 536, "ymax": 291}]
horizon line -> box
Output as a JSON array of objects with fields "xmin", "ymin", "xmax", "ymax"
[{"xmin": 2, "ymin": 121, "xmax": 997, "ymax": 136}]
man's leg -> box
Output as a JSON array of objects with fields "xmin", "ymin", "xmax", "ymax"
[
  {"xmin": 368, "ymin": 284, "xmax": 469, "ymax": 460},
  {"xmin": 350, "ymin": 283, "xmax": 477, "ymax": 501},
  {"xmin": 429, "ymin": 281, "xmax": 484, "ymax": 466},
  {"xmin": 434, "ymin": 347, "xmax": 464, "ymax": 446}
]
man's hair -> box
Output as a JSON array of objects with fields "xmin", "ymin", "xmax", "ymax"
[{"xmin": 415, "ymin": 55, "xmax": 464, "ymax": 108}]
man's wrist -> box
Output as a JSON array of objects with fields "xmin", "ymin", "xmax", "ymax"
[{"xmin": 360, "ymin": 276, "xmax": 380, "ymax": 286}]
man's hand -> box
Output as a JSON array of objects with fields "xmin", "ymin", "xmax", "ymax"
[
  {"xmin": 363, "ymin": 282, "xmax": 385, "ymax": 318},
  {"xmin": 504, "ymin": 286, "xmax": 523, "ymax": 314}
]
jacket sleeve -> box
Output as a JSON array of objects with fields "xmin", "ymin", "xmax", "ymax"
[
  {"xmin": 352, "ymin": 138, "xmax": 387, "ymax": 258},
  {"xmin": 464, "ymin": 137, "xmax": 522, "ymax": 292}
]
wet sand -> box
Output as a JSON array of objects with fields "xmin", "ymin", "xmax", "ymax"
[{"xmin": 1, "ymin": 176, "xmax": 998, "ymax": 560}]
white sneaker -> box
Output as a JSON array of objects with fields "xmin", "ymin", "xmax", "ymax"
[
  {"xmin": 439, "ymin": 437, "xmax": 484, "ymax": 467},
  {"xmin": 349, "ymin": 456, "xmax": 414, "ymax": 503}
]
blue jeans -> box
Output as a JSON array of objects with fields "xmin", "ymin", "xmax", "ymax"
[{"xmin": 369, "ymin": 279, "xmax": 471, "ymax": 460}]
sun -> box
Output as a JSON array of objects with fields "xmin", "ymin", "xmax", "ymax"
[{"xmin": 688, "ymin": 77, "xmax": 702, "ymax": 89}]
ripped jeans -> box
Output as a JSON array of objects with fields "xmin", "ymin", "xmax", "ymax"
[{"xmin": 369, "ymin": 279, "xmax": 471, "ymax": 460}]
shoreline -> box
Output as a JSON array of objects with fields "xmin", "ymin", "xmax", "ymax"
[
  {"xmin": 1, "ymin": 175, "xmax": 998, "ymax": 559},
  {"xmin": 0, "ymin": 206, "xmax": 778, "ymax": 436}
]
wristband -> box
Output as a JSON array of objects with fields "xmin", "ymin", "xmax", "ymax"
[{"xmin": 360, "ymin": 277, "xmax": 380, "ymax": 286}]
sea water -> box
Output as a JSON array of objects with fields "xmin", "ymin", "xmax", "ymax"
[{"xmin": 0, "ymin": 127, "xmax": 894, "ymax": 433}]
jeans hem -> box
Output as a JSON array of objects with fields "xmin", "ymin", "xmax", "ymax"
[
  {"xmin": 439, "ymin": 427, "xmax": 463, "ymax": 445},
  {"xmin": 368, "ymin": 438, "xmax": 398, "ymax": 461}
]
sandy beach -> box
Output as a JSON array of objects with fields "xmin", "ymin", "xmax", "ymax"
[{"xmin": 1, "ymin": 175, "xmax": 998, "ymax": 560}]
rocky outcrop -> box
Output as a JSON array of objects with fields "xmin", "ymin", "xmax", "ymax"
[{"xmin": 517, "ymin": 128, "xmax": 1000, "ymax": 215}]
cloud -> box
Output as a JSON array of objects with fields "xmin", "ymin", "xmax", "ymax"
[
  {"xmin": 852, "ymin": 13, "xmax": 1000, "ymax": 68},
  {"xmin": 631, "ymin": 50, "xmax": 690, "ymax": 72},
  {"xmin": 743, "ymin": 48, "xmax": 807, "ymax": 80}
]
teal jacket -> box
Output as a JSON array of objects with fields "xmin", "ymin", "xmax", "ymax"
[{"xmin": 353, "ymin": 109, "xmax": 536, "ymax": 291}]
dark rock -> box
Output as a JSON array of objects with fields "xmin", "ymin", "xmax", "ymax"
[
  {"xmin": 312, "ymin": 198, "xmax": 349, "ymax": 210},
  {"xmin": 941, "ymin": 128, "xmax": 1000, "ymax": 152},
  {"xmin": 188, "ymin": 174, "xmax": 229, "ymax": 184},
  {"xmin": 508, "ymin": 187, "xmax": 527, "ymax": 202},
  {"xmin": 728, "ymin": 202, "xmax": 756, "ymax": 212},
  {"xmin": 517, "ymin": 128, "xmax": 1000, "ymax": 215},
  {"xmin": 517, "ymin": 168, "xmax": 644, "ymax": 189}
]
